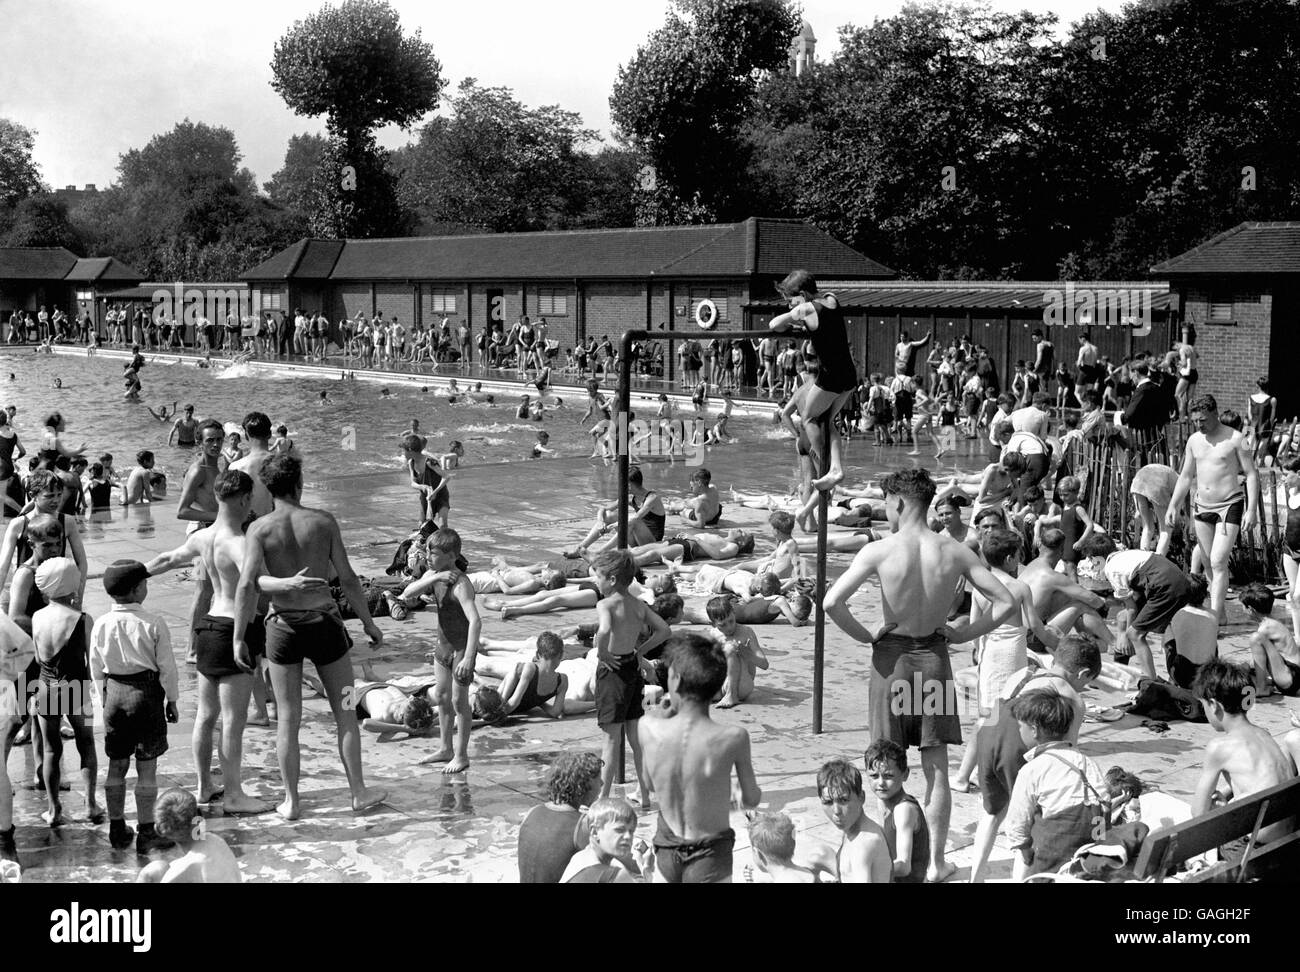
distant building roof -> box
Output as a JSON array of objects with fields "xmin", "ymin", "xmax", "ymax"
[
  {"xmin": 750, "ymin": 279, "xmax": 1175, "ymax": 312},
  {"xmin": 0, "ymin": 247, "xmax": 79, "ymax": 280},
  {"xmin": 64, "ymin": 257, "xmax": 143, "ymax": 283},
  {"xmin": 1152, "ymin": 222, "xmax": 1300, "ymax": 275},
  {"xmin": 241, "ymin": 219, "xmax": 893, "ymax": 282},
  {"xmin": 798, "ymin": 19, "xmax": 816, "ymax": 40}
]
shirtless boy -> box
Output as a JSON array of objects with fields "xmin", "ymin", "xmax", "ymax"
[
  {"xmin": 177, "ymin": 420, "xmax": 224, "ymax": 662},
  {"xmin": 678, "ymin": 592, "xmax": 812, "ymax": 627},
  {"xmin": 704, "ymin": 597, "xmax": 769, "ymax": 708},
  {"xmin": 137, "ymin": 788, "xmax": 241, "ymax": 884},
  {"xmin": 121, "ymin": 450, "xmax": 156, "ymax": 506},
  {"xmin": 592, "ymin": 549, "xmax": 672, "ymax": 805},
  {"xmin": 639, "ymin": 632, "xmax": 761, "ymax": 882},
  {"xmin": 233, "ymin": 454, "xmax": 387, "ymax": 819},
  {"xmin": 823, "ymin": 467, "xmax": 1015, "ymax": 882},
  {"xmin": 815, "ymin": 759, "xmax": 892, "ymax": 883},
  {"xmin": 665, "ymin": 468, "xmax": 723, "ymax": 526},
  {"xmin": 1166, "ymin": 394, "xmax": 1259, "ymax": 622},
  {"xmin": 168, "ymin": 405, "xmax": 199, "ymax": 448},
  {"xmin": 1018, "ymin": 528, "xmax": 1111, "ymax": 651},
  {"xmin": 1192, "ymin": 660, "xmax": 1296, "ymax": 847},
  {"xmin": 145, "ymin": 470, "xmax": 270, "ymax": 814}
]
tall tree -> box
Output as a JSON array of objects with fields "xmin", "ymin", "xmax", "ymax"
[
  {"xmin": 270, "ymin": 0, "xmax": 443, "ymax": 237},
  {"xmin": 396, "ymin": 80, "xmax": 600, "ymax": 233},
  {"xmin": 0, "ymin": 118, "xmax": 45, "ymax": 212},
  {"xmin": 610, "ymin": 0, "xmax": 800, "ymax": 223}
]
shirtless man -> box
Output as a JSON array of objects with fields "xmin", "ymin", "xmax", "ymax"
[
  {"xmin": 894, "ymin": 330, "xmax": 932, "ymax": 377},
  {"xmin": 1018, "ymin": 528, "xmax": 1111, "ymax": 650},
  {"xmin": 233, "ymin": 454, "xmax": 387, "ymax": 819},
  {"xmin": 226, "ymin": 411, "xmax": 274, "ymax": 521},
  {"xmin": 177, "ymin": 421, "xmax": 224, "ymax": 661},
  {"xmin": 168, "ymin": 405, "xmax": 199, "ymax": 448},
  {"xmin": 639, "ymin": 633, "xmax": 761, "ymax": 882},
  {"xmin": 823, "ymin": 468, "xmax": 1015, "ymax": 882},
  {"xmin": 145, "ymin": 470, "xmax": 270, "ymax": 815},
  {"xmin": 1165, "ymin": 394, "xmax": 1259, "ymax": 623}
]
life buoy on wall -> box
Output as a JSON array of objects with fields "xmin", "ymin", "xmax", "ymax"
[{"xmin": 695, "ymin": 299, "xmax": 718, "ymax": 330}]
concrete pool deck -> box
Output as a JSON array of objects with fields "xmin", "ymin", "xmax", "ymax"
[{"xmin": 6, "ymin": 443, "xmax": 1298, "ymax": 883}]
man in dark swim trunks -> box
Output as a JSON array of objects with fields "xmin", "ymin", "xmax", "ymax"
[
  {"xmin": 1165, "ymin": 394, "xmax": 1258, "ymax": 623},
  {"xmin": 233, "ymin": 454, "xmax": 387, "ymax": 820},
  {"xmin": 770, "ymin": 270, "xmax": 855, "ymax": 492}
]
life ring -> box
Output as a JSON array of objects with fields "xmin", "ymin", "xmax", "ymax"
[{"xmin": 695, "ymin": 299, "xmax": 718, "ymax": 330}]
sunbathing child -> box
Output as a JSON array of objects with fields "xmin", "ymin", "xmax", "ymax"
[
  {"xmin": 137, "ymin": 788, "xmax": 240, "ymax": 883},
  {"xmin": 592, "ymin": 550, "xmax": 672, "ymax": 805},
  {"xmin": 679, "ymin": 592, "xmax": 812, "ymax": 627},
  {"xmin": 663, "ymin": 468, "xmax": 723, "ymax": 525},
  {"xmin": 1191, "ymin": 660, "xmax": 1296, "ymax": 850},
  {"xmin": 639, "ymin": 633, "xmax": 761, "ymax": 882},
  {"xmin": 1240, "ymin": 582, "xmax": 1300, "ymax": 697},
  {"xmin": 482, "ymin": 569, "xmax": 668, "ymax": 619},
  {"xmin": 815, "ymin": 758, "xmax": 892, "ymax": 883},
  {"xmin": 623, "ymin": 529, "xmax": 755, "ymax": 568},
  {"xmin": 519, "ymin": 750, "xmax": 605, "ymax": 883},
  {"xmin": 1104, "ymin": 767, "xmax": 1194, "ymax": 833},
  {"xmin": 744, "ymin": 811, "xmax": 821, "ymax": 883},
  {"xmin": 864, "ymin": 739, "xmax": 929, "ymax": 883},
  {"xmin": 561, "ymin": 796, "xmax": 655, "ymax": 883},
  {"xmin": 1003, "ymin": 689, "xmax": 1109, "ymax": 880},
  {"xmin": 353, "ymin": 673, "xmax": 504, "ymax": 738},
  {"xmin": 733, "ymin": 511, "xmax": 805, "ymax": 579},
  {"xmin": 967, "ymin": 633, "xmax": 1101, "ymax": 883},
  {"xmin": 687, "ymin": 564, "xmax": 785, "ymax": 602},
  {"xmin": 489, "ymin": 630, "xmax": 568, "ymax": 719}
]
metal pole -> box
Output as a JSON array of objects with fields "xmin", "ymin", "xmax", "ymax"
[
  {"xmin": 616, "ymin": 332, "xmax": 634, "ymax": 787},
  {"xmin": 813, "ymin": 413, "xmax": 830, "ymax": 734}
]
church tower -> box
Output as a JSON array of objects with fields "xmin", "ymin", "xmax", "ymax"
[{"xmin": 790, "ymin": 19, "xmax": 816, "ymax": 76}]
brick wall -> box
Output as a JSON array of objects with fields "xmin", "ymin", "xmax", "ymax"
[
  {"xmin": 470, "ymin": 282, "xmax": 524, "ymax": 334},
  {"xmin": 584, "ymin": 281, "xmax": 649, "ymax": 344},
  {"xmin": 1182, "ymin": 285, "xmax": 1272, "ymax": 408},
  {"xmin": 374, "ymin": 284, "xmax": 416, "ymax": 326}
]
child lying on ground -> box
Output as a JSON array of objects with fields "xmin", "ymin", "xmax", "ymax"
[
  {"xmin": 351, "ymin": 670, "xmax": 505, "ymax": 739},
  {"xmin": 677, "ymin": 592, "xmax": 812, "ymax": 627}
]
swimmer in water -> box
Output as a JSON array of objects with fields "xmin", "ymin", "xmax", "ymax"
[
  {"xmin": 53, "ymin": 378, "xmax": 62, "ymax": 389},
  {"xmin": 146, "ymin": 401, "xmax": 179, "ymax": 423},
  {"xmin": 380, "ymin": 388, "xmax": 392, "ymax": 399},
  {"xmin": 318, "ymin": 390, "xmax": 331, "ymax": 406}
]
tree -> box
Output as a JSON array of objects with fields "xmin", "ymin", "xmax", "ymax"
[
  {"xmin": 270, "ymin": 0, "xmax": 443, "ymax": 236},
  {"xmin": 610, "ymin": 0, "xmax": 800, "ymax": 222},
  {"xmin": 119, "ymin": 119, "xmax": 255, "ymax": 199},
  {"xmin": 397, "ymin": 80, "xmax": 601, "ymax": 233},
  {"xmin": 1, "ymin": 194, "xmax": 84, "ymax": 252},
  {"xmin": 265, "ymin": 133, "xmax": 329, "ymax": 216},
  {"xmin": 0, "ymin": 118, "xmax": 45, "ymax": 212}
]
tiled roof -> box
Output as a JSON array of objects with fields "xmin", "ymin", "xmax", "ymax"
[
  {"xmin": 241, "ymin": 219, "xmax": 894, "ymax": 282},
  {"xmin": 64, "ymin": 257, "xmax": 142, "ymax": 282},
  {"xmin": 750, "ymin": 280, "xmax": 1175, "ymax": 312},
  {"xmin": 1152, "ymin": 222, "xmax": 1300, "ymax": 275},
  {"xmin": 0, "ymin": 247, "xmax": 79, "ymax": 280}
]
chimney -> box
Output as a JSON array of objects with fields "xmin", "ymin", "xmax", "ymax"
[
  {"xmin": 84, "ymin": 184, "xmax": 97, "ymax": 191},
  {"xmin": 65, "ymin": 185, "xmax": 76, "ymax": 191}
]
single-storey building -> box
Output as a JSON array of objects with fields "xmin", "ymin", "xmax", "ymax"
[
  {"xmin": 0, "ymin": 247, "xmax": 142, "ymax": 329},
  {"xmin": 238, "ymin": 218, "xmax": 896, "ymax": 351},
  {"xmin": 1152, "ymin": 222, "xmax": 1300, "ymax": 415}
]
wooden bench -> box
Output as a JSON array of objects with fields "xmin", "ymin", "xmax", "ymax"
[{"xmin": 1133, "ymin": 776, "xmax": 1300, "ymax": 883}]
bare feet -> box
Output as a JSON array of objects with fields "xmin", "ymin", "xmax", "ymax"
[
  {"xmin": 810, "ymin": 467, "xmax": 845, "ymax": 493},
  {"xmin": 352, "ymin": 788, "xmax": 388, "ymax": 813},
  {"xmin": 246, "ymin": 714, "xmax": 272, "ymax": 728},
  {"xmin": 951, "ymin": 778, "xmax": 976, "ymax": 794},
  {"xmin": 86, "ymin": 801, "xmax": 105, "ymax": 824},
  {"xmin": 42, "ymin": 807, "xmax": 65, "ymax": 827},
  {"xmin": 222, "ymin": 793, "xmax": 269, "ymax": 815},
  {"xmin": 499, "ymin": 606, "xmax": 515, "ymax": 621},
  {"xmin": 420, "ymin": 748, "xmax": 455, "ymax": 766},
  {"xmin": 926, "ymin": 861, "xmax": 958, "ymax": 883},
  {"xmin": 716, "ymin": 694, "xmax": 739, "ymax": 709},
  {"xmin": 276, "ymin": 798, "xmax": 301, "ymax": 821},
  {"xmin": 302, "ymin": 674, "xmax": 325, "ymax": 697},
  {"xmin": 199, "ymin": 786, "xmax": 225, "ymax": 804},
  {"xmin": 440, "ymin": 757, "xmax": 470, "ymax": 775}
]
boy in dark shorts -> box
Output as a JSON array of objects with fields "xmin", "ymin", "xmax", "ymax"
[
  {"xmin": 419, "ymin": 528, "xmax": 482, "ymax": 775},
  {"xmin": 641, "ymin": 632, "xmax": 760, "ymax": 882},
  {"xmin": 89, "ymin": 559, "xmax": 179, "ymax": 854},
  {"xmin": 593, "ymin": 549, "xmax": 672, "ymax": 805}
]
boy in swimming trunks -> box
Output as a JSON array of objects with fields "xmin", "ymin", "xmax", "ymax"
[
  {"xmin": 816, "ymin": 758, "xmax": 892, "ymax": 882},
  {"xmin": 419, "ymin": 529, "xmax": 482, "ymax": 774},
  {"xmin": 1240, "ymin": 582, "xmax": 1300, "ymax": 697},
  {"xmin": 664, "ymin": 468, "xmax": 722, "ymax": 525},
  {"xmin": 704, "ymin": 597, "xmax": 769, "ymax": 708},
  {"xmin": 640, "ymin": 632, "xmax": 760, "ymax": 881},
  {"xmin": 402, "ymin": 433, "xmax": 450, "ymax": 528},
  {"xmin": 168, "ymin": 405, "xmax": 198, "ymax": 448},
  {"xmin": 593, "ymin": 549, "xmax": 672, "ymax": 804},
  {"xmin": 689, "ymin": 563, "xmax": 784, "ymax": 601},
  {"xmin": 137, "ymin": 788, "xmax": 241, "ymax": 883}
]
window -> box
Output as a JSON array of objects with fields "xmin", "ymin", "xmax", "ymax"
[
  {"xmin": 689, "ymin": 288, "xmax": 729, "ymax": 323},
  {"xmin": 256, "ymin": 289, "xmax": 283, "ymax": 310},
  {"xmin": 75, "ymin": 288, "xmax": 94, "ymax": 301},
  {"xmin": 1208, "ymin": 299, "xmax": 1233, "ymax": 323},
  {"xmin": 429, "ymin": 288, "xmax": 457, "ymax": 314},
  {"xmin": 536, "ymin": 288, "xmax": 568, "ymax": 316}
]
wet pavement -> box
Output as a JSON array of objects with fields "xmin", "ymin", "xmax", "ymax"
[{"xmin": 6, "ymin": 361, "xmax": 1298, "ymax": 882}]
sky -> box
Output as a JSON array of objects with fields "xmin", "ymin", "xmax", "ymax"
[{"xmin": 0, "ymin": 0, "xmax": 1128, "ymax": 191}]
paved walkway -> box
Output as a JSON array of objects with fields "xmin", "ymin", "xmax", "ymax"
[{"xmin": 7, "ymin": 437, "xmax": 1298, "ymax": 883}]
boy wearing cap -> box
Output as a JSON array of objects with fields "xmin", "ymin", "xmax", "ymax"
[
  {"xmin": 31, "ymin": 557, "xmax": 99, "ymax": 827},
  {"xmin": 90, "ymin": 559, "xmax": 179, "ymax": 854}
]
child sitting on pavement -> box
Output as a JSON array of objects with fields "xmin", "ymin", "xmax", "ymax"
[
  {"xmin": 519, "ymin": 750, "xmax": 604, "ymax": 883},
  {"xmin": 703, "ymin": 596, "xmax": 769, "ymax": 709},
  {"xmin": 560, "ymin": 796, "xmax": 655, "ymax": 883},
  {"xmin": 744, "ymin": 811, "xmax": 821, "ymax": 883},
  {"xmin": 639, "ymin": 632, "xmax": 762, "ymax": 882},
  {"xmin": 137, "ymin": 788, "xmax": 240, "ymax": 883},
  {"xmin": 863, "ymin": 739, "xmax": 929, "ymax": 884},
  {"xmin": 1191, "ymin": 660, "xmax": 1297, "ymax": 855},
  {"xmin": 1239, "ymin": 582, "xmax": 1300, "ymax": 697}
]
